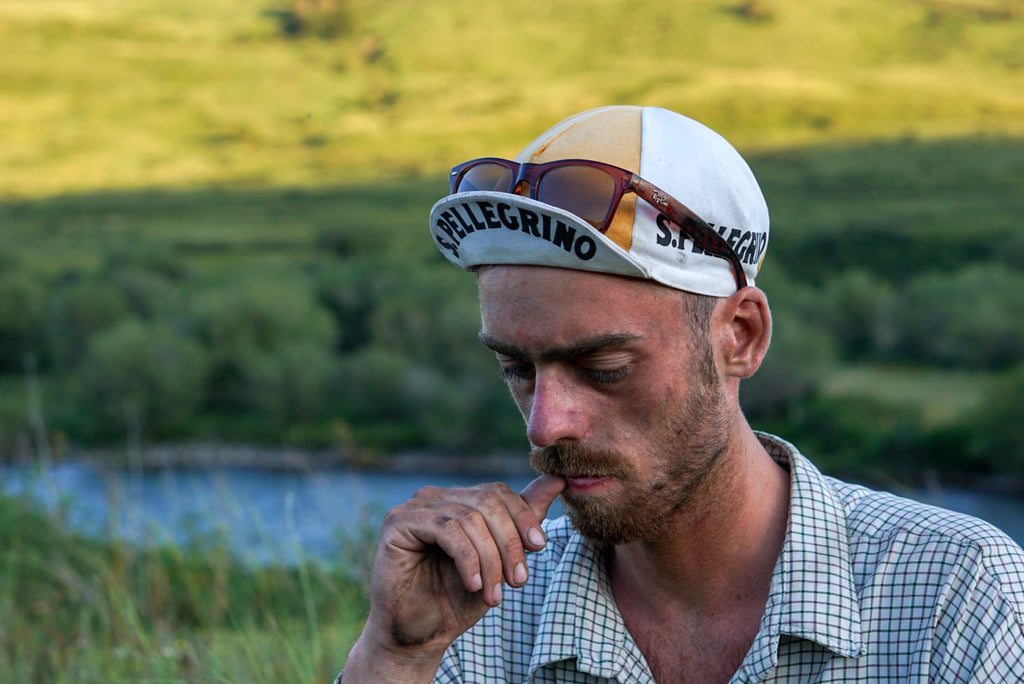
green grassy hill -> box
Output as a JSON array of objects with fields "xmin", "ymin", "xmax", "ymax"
[{"xmin": 2, "ymin": 0, "xmax": 1023, "ymax": 198}]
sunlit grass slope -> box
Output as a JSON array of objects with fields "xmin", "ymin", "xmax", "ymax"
[{"xmin": 1, "ymin": 0, "xmax": 1022, "ymax": 198}]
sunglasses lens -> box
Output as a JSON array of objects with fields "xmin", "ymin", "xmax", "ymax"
[
  {"xmin": 537, "ymin": 165, "xmax": 617, "ymax": 231},
  {"xmin": 456, "ymin": 162, "xmax": 514, "ymax": 193}
]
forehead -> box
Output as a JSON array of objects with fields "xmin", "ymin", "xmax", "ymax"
[{"xmin": 477, "ymin": 266, "xmax": 683, "ymax": 344}]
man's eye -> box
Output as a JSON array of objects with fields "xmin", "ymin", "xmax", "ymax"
[
  {"xmin": 583, "ymin": 367, "xmax": 630, "ymax": 385},
  {"xmin": 500, "ymin": 365, "xmax": 534, "ymax": 383}
]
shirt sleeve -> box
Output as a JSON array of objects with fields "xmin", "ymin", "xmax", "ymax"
[{"xmin": 932, "ymin": 540, "xmax": 1024, "ymax": 681}]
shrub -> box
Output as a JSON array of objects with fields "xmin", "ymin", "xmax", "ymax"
[
  {"xmin": 893, "ymin": 265, "xmax": 1024, "ymax": 368},
  {"xmin": 962, "ymin": 363, "xmax": 1024, "ymax": 474},
  {"xmin": 267, "ymin": 0, "xmax": 353, "ymax": 39},
  {"xmin": 68, "ymin": 320, "xmax": 210, "ymax": 440},
  {"xmin": 0, "ymin": 270, "xmax": 48, "ymax": 372},
  {"xmin": 44, "ymin": 277, "xmax": 132, "ymax": 371},
  {"xmin": 189, "ymin": 277, "xmax": 338, "ymax": 415},
  {"xmin": 818, "ymin": 269, "xmax": 897, "ymax": 359}
]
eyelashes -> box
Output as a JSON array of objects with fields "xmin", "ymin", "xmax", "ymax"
[{"xmin": 499, "ymin": 364, "xmax": 630, "ymax": 386}]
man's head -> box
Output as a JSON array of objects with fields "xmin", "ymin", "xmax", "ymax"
[
  {"xmin": 430, "ymin": 106, "xmax": 774, "ymax": 543},
  {"xmin": 476, "ymin": 264, "xmax": 770, "ymax": 545},
  {"xmin": 429, "ymin": 105, "xmax": 769, "ymax": 298}
]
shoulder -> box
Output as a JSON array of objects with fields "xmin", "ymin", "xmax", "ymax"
[
  {"xmin": 832, "ymin": 478, "xmax": 1024, "ymax": 623},
  {"xmin": 834, "ymin": 477, "xmax": 1022, "ymax": 557}
]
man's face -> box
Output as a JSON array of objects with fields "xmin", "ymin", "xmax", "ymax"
[{"xmin": 478, "ymin": 266, "xmax": 733, "ymax": 546}]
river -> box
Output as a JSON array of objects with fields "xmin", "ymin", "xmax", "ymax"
[{"xmin": 2, "ymin": 460, "xmax": 1022, "ymax": 565}]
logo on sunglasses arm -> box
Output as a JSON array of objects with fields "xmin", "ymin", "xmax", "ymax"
[
  {"xmin": 654, "ymin": 215, "xmax": 766, "ymax": 266},
  {"xmin": 434, "ymin": 199, "xmax": 599, "ymax": 262}
]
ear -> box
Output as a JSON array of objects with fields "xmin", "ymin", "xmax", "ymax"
[{"xmin": 714, "ymin": 287, "xmax": 772, "ymax": 378}]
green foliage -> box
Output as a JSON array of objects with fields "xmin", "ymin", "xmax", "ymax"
[
  {"xmin": 817, "ymin": 270, "xmax": 898, "ymax": 359},
  {"xmin": 189, "ymin": 277, "xmax": 339, "ymax": 421},
  {"xmin": 893, "ymin": 265, "xmax": 1024, "ymax": 368},
  {"xmin": 741, "ymin": 305, "xmax": 838, "ymax": 417},
  {"xmin": 0, "ymin": 110, "xmax": 1022, "ymax": 479},
  {"xmin": 68, "ymin": 320, "xmax": 210, "ymax": 440},
  {"xmin": 0, "ymin": 270, "xmax": 47, "ymax": 372},
  {"xmin": 962, "ymin": 363, "xmax": 1024, "ymax": 471},
  {"xmin": 752, "ymin": 391, "xmax": 927, "ymax": 481},
  {"xmin": 44, "ymin": 277, "xmax": 133, "ymax": 371}
]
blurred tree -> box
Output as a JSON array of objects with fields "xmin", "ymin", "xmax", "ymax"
[
  {"xmin": 894, "ymin": 265, "xmax": 1024, "ymax": 368},
  {"xmin": 241, "ymin": 340, "xmax": 339, "ymax": 425},
  {"xmin": 70, "ymin": 320, "xmax": 209, "ymax": 439},
  {"xmin": 189, "ymin": 277, "xmax": 338, "ymax": 418},
  {"xmin": 0, "ymin": 270, "xmax": 48, "ymax": 372},
  {"xmin": 44, "ymin": 276, "xmax": 132, "ymax": 371},
  {"xmin": 99, "ymin": 246, "xmax": 187, "ymax": 321},
  {"xmin": 819, "ymin": 269, "xmax": 897, "ymax": 359},
  {"xmin": 266, "ymin": 0, "xmax": 353, "ymax": 39},
  {"xmin": 964, "ymin": 363, "xmax": 1024, "ymax": 474}
]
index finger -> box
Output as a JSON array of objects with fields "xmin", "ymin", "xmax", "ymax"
[{"xmin": 518, "ymin": 474, "xmax": 565, "ymax": 549}]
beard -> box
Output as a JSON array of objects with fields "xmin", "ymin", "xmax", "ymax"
[{"xmin": 529, "ymin": 346, "xmax": 730, "ymax": 547}]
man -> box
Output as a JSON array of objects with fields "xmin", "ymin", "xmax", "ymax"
[{"xmin": 340, "ymin": 106, "xmax": 1024, "ymax": 682}]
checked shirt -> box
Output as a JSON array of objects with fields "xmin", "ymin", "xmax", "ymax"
[{"xmin": 432, "ymin": 433, "xmax": 1024, "ymax": 682}]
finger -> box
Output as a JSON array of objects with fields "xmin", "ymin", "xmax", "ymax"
[
  {"xmin": 456, "ymin": 508, "xmax": 511, "ymax": 606},
  {"xmin": 520, "ymin": 473, "xmax": 566, "ymax": 523},
  {"xmin": 388, "ymin": 509, "xmax": 485, "ymax": 595},
  {"xmin": 467, "ymin": 486, "xmax": 540, "ymax": 589}
]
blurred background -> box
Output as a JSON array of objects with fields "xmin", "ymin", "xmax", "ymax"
[{"xmin": 1, "ymin": 0, "xmax": 1023, "ymax": 680}]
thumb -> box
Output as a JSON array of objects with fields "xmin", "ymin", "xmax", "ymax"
[{"xmin": 520, "ymin": 473, "xmax": 566, "ymax": 522}]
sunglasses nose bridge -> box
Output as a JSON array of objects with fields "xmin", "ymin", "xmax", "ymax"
[{"xmin": 508, "ymin": 163, "xmax": 534, "ymax": 198}]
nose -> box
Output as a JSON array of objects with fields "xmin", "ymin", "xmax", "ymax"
[{"xmin": 525, "ymin": 368, "xmax": 588, "ymax": 448}]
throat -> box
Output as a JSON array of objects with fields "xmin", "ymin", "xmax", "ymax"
[{"xmin": 611, "ymin": 549, "xmax": 769, "ymax": 684}]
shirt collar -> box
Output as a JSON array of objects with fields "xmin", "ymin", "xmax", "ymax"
[
  {"xmin": 742, "ymin": 432, "xmax": 864, "ymax": 678},
  {"xmin": 528, "ymin": 526, "xmax": 651, "ymax": 679}
]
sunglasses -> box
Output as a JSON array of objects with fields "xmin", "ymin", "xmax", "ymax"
[{"xmin": 448, "ymin": 157, "xmax": 747, "ymax": 290}]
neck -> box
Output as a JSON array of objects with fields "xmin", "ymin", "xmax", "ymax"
[{"xmin": 608, "ymin": 427, "xmax": 789, "ymax": 616}]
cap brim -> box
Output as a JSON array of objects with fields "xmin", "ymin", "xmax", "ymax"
[{"xmin": 428, "ymin": 191, "xmax": 649, "ymax": 280}]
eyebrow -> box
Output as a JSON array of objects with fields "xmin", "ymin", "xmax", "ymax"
[{"xmin": 477, "ymin": 332, "xmax": 644, "ymax": 364}]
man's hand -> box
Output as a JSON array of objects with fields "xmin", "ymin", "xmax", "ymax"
[{"xmin": 341, "ymin": 473, "xmax": 565, "ymax": 682}]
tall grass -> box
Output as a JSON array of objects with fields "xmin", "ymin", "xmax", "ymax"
[{"xmin": 0, "ymin": 490, "xmax": 368, "ymax": 681}]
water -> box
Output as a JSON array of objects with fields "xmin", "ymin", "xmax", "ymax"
[
  {"xmin": 2, "ymin": 460, "xmax": 1021, "ymax": 565},
  {"xmin": 0, "ymin": 460, "xmax": 558, "ymax": 565}
]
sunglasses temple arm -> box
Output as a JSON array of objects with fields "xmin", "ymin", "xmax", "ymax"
[{"xmin": 633, "ymin": 177, "xmax": 748, "ymax": 290}]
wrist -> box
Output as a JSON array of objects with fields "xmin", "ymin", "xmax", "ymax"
[{"xmin": 341, "ymin": 626, "xmax": 448, "ymax": 683}]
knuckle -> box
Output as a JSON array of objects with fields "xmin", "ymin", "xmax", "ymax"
[
  {"xmin": 412, "ymin": 485, "xmax": 443, "ymax": 500},
  {"xmin": 462, "ymin": 508, "xmax": 487, "ymax": 530}
]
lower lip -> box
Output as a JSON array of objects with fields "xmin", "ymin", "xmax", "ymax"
[{"xmin": 564, "ymin": 475, "xmax": 616, "ymax": 494}]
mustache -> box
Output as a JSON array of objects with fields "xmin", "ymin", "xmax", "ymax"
[{"xmin": 529, "ymin": 443, "xmax": 632, "ymax": 479}]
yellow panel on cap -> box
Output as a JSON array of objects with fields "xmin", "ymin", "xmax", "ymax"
[{"xmin": 514, "ymin": 106, "xmax": 642, "ymax": 252}]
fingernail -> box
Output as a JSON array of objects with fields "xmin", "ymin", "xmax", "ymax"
[
  {"xmin": 513, "ymin": 562, "xmax": 528, "ymax": 585},
  {"xmin": 528, "ymin": 527, "xmax": 545, "ymax": 547},
  {"xmin": 469, "ymin": 573, "xmax": 482, "ymax": 592},
  {"xmin": 491, "ymin": 583, "xmax": 503, "ymax": 604}
]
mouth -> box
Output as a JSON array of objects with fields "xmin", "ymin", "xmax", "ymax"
[{"xmin": 562, "ymin": 474, "xmax": 618, "ymax": 495}]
